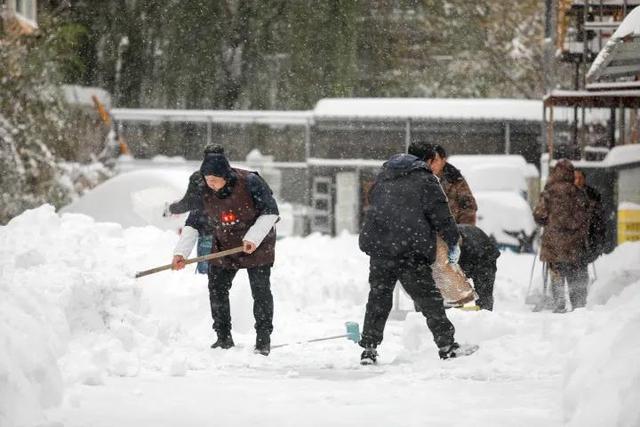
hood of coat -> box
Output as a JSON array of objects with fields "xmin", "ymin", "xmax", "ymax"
[
  {"xmin": 547, "ymin": 159, "xmax": 575, "ymax": 186},
  {"xmin": 442, "ymin": 162, "xmax": 463, "ymax": 182},
  {"xmin": 380, "ymin": 154, "xmax": 430, "ymax": 180}
]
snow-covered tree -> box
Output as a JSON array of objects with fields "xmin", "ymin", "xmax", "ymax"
[{"xmin": 0, "ymin": 14, "xmax": 108, "ymax": 223}]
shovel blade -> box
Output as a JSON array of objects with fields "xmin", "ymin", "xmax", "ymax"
[{"xmin": 345, "ymin": 321, "xmax": 360, "ymax": 343}]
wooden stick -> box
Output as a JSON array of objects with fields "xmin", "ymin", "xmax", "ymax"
[{"xmin": 135, "ymin": 246, "xmax": 244, "ymax": 278}]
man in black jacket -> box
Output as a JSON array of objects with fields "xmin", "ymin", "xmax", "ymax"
[{"xmin": 358, "ymin": 143, "xmax": 476, "ymax": 364}]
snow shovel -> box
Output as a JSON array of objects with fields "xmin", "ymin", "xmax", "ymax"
[
  {"xmin": 134, "ymin": 246, "xmax": 244, "ymax": 278},
  {"xmin": 271, "ymin": 322, "xmax": 361, "ymax": 350},
  {"xmin": 524, "ymin": 250, "xmax": 540, "ymax": 306}
]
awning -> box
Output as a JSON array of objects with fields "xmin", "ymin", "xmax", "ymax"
[{"xmin": 543, "ymin": 89, "xmax": 640, "ymax": 108}]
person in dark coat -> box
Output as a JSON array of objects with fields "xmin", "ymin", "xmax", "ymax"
[
  {"xmin": 165, "ymin": 145, "xmax": 223, "ymax": 274},
  {"xmin": 358, "ymin": 144, "xmax": 473, "ymax": 364},
  {"xmin": 533, "ymin": 159, "xmax": 589, "ymax": 311},
  {"xmin": 574, "ymin": 169, "xmax": 606, "ymax": 264},
  {"xmin": 458, "ymin": 224, "xmax": 501, "ymax": 311},
  {"xmin": 164, "ymin": 144, "xmax": 221, "ymax": 216},
  {"xmin": 171, "ymin": 149, "xmax": 279, "ymax": 355},
  {"xmin": 429, "ymin": 144, "xmax": 478, "ymax": 225}
]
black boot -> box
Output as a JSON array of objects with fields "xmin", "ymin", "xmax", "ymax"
[
  {"xmin": 438, "ymin": 342, "xmax": 479, "ymax": 360},
  {"xmin": 254, "ymin": 333, "xmax": 270, "ymax": 356},
  {"xmin": 360, "ymin": 347, "xmax": 378, "ymax": 365},
  {"xmin": 211, "ymin": 333, "xmax": 234, "ymax": 349}
]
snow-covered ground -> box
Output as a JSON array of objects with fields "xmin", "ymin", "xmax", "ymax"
[{"xmin": 1, "ymin": 205, "xmax": 640, "ymax": 427}]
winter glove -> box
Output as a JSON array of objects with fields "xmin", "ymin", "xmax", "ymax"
[{"xmin": 447, "ymin": 244, "xmax": 461, "ymax": 265}]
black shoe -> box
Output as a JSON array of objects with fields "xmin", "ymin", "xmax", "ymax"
[
  {"xmin": 211, "ymin": 334, "xmax": 234, "ymax": 349},
  {"xmin": 254, "ymin": 334, "xmax": 270, "ymax": 356},
  {"xmin": 360, "ymin": 348, "xmax": 378, "ymax": 365},
  {"xmin": 438, "ymin": 342, "xmax": 479, "ymax": 360}
]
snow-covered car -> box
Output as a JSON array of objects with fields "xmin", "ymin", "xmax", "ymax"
[
  {"xmin": 447, "ymin": 155, "xmax": 539, "ymax": 252},
  {"xmin": 60, "ymin": 169, "xmax": 190, "ymax": 232},
  {"xmin": 474, "ymin": 191, "xmax": 537, "ymax": 252}
]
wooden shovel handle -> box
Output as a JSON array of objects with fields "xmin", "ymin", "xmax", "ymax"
[{"xmin": 135, "ymin": 246, "xmax": 244, "ymax": 279}]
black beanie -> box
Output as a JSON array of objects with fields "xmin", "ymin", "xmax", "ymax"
[{"xmin": 200, "ymin": 152, "xmax": 232, "ymax": 177}]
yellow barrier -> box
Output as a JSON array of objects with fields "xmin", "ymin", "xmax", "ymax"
[{"xmin": 618, "ymin": 208, "xmax": 640, "ymax": 244}]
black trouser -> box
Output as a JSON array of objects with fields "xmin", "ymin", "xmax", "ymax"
[
  {"xmin": 460, "ymin": 259, "xmax": 497, "ymax": 311},
  {"xmin": 361, "ymin": 256, "xmax": 455, "ymax": 350},
  {"xmin": 549, "ymin": 262, "xmax": 588, "ymax": 309},
  {"xmin": 207, "ymin": 265, "xmax": 274, "ymax": 336}
]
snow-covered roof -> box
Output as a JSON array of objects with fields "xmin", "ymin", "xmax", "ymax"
[
  {"xmin": 566, "ymin": 144, "xmax": 640, "ymax": 169},
  {"xmin": 111, "ymin": 108, "xmax": 313, "ymax": 126},
  {"xmin": 587, "ymin": 6, "xmax": 640, "ymax": 82},
  {"xmin": 313, "ymin": 98, "xmax": 543, "ymax": 122}
]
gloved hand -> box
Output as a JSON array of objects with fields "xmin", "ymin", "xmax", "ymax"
[{"xmin": 447, "ymin": 244, "xmax": 461, "ymax": 265}]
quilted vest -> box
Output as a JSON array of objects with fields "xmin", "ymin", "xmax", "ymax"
[{"xmin": 203, "ymin": 169, "xmax": 276, "ymax": 269}]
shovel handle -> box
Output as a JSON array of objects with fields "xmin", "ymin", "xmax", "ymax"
[
  {"xmin": 135, "ymin": 246, "xmax": 244, "ymax": 278},
  {"xmin": 271, "ymin": 334, "xmax": 348, "ymax": 350}
]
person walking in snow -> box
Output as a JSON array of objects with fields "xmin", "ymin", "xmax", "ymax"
[
  {"xmin": 533, "ymin": 159, "xmax": 589, "ymax": 311},
  {"xmin": 358, "ymin": 144, "xmax": 476, "ymax": 364},
  {"xmin": 171, "ymin": 148, "xmax": 279, "ymax": 355},
  {"xmin": 428, "ymin": 144, "xmax": 477, "ymax": 225}
]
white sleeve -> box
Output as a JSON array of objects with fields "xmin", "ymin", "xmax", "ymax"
[
  {"xmin": 173, "ymin": 226, "xmax": 199, "ymax": 258},
  {"xmin": 243, "ymin": 214, "xmax": 279, "ymax": 247}
]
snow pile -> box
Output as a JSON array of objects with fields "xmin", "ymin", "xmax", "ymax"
[
  {"xmin": 563, "ymin": 242, "xmax": 640, "ymax": 426},
  {"xmin": 0, "ymin": 205, "xmax": 189, "ymax": 426},
  {"xmin": 60, "ymin": 169, "xmax": 190, "ymax": 230},
  {"xmin": 3, "ymin": 203, "xmax": 640, "ymax": 426},
  {"xmin": 587, "ymin": 242, "xmax": 640, "ymax": 306},
  {"xmin": 564, "ymin": 278, "xmax": 640, "ymax": 426}
]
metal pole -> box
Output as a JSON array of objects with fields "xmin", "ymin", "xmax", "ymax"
[
  {"xmin": 206, "ymin": 120, "xmax": 212, "ymax": 146},
  {"xmin": 598, "ymin": 0, "xmax": 603, "ymax": 51},
  {"xmin": 582, "ymin": 0, "xmax": 589, "ymax": 90},
  {"xmin": 543, "ymin": 0, "xmax": 557, "ymax": 93},
  {"xmin": 573, "ymin": 62, "xmax": 579, "ymax": 150},
  {"xmin": 405, "ymin": 119, "xmax": 411, "ymax": 152},
  {"xmin": 547, "ymin": 105, "xmax": 555, "ymax": 162},
  {"xmin": 620, "ymin": 101, "xmax": 626, "ymax": 145},
  {"xmin": 541, "ymin": 104, "xmax": 547, "ymax": 163},
  {"xmin": 504, "ymin": 122, "xmax": 511, "ymax": 154},
  {"xmin": 609, "ymin": 108, "xmax": 616, "ymax": 149},
  {"xmin": 580, "ymin": 104, "xmax": 587, "ymax": 159},
  {"xmin": 304, "ymin": 121, "xmax": 311, "ymax": 160},
  {"xmin": 632, "ymin": 108, "xmax": 638, "ymax": 144}
]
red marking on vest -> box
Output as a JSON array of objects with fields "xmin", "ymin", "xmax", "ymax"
[{"xmin": 221, "ymin": 211, "xmax": 237, "ymax": 224}]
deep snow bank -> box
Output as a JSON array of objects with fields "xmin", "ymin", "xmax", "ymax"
[
  {"xmin": 0, "ymin": 206, "xmax": 370, "ymax": 426},
  {"xmin": 0, "ymin": 205, "xmax": 182, "ymax": 426},
  {"xmin": 563, "ymin": 243, "xmax": 640, "ymax": 427},
  {"xmin": 2, "ymin": 205, "xmax": 640, "ymax": 427}
]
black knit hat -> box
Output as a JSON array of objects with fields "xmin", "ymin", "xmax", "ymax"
[{"xmin": 200, "ymin": 152, "xmax": 232, "ymax": 177}]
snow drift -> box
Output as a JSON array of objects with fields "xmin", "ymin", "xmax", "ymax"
[{"xmin": 1, "ymin": 205, "xmax": 639, "ymax": 426}]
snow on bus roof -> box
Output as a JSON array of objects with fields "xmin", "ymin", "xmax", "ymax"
[{"xmin": 313, "ymin": 98, "xmax": 543, "ymax": 121}]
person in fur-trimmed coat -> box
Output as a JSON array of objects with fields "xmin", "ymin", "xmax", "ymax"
[
  {"xmin": 429, "ymin": 145, "xmax": 478, "ymax": 225},
  {"xmin": 533, "ymin": 159, "xmax": 589, "ymax": 311}
]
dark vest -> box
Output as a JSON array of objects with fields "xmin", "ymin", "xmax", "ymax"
[{"xmin": 203, "ymin": 169, "xmax": 276, "ymax": 269}]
